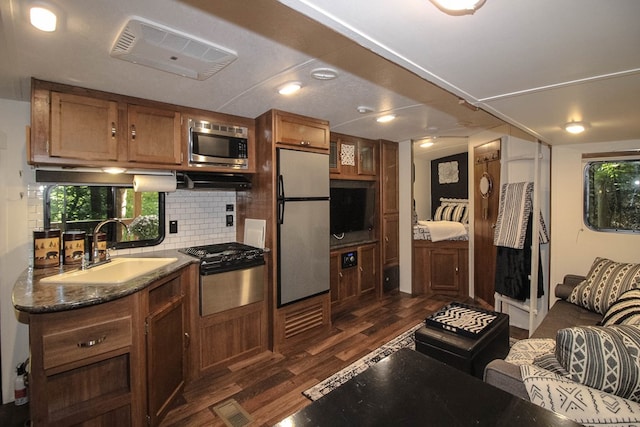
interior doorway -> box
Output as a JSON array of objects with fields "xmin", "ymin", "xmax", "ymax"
[{"xmin": 473, "ymin": 140, "xmax": 501, "ymax": 307}]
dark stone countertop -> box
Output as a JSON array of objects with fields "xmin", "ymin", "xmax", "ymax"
[{"xmin": 12, "ymin": 250, "xmax": 198, "ymax": 314}]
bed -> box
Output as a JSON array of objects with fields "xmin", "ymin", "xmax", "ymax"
[{"xmin": 412, "ymin": 198, "xmax": 470, "ymax": 297}]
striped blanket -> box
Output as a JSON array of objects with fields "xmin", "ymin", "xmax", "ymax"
[{"xmin": 493, "ymin": 182, "xmax": 549, "ymax": 249}]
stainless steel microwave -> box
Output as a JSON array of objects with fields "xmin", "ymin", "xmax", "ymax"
[{"xmin": 188, "ymin": 118, "xmax": 249, "ymax": 169}]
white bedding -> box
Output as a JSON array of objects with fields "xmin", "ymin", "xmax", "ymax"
[{"xmin": 413, "ymin": 221, "xmax": 469, "ymax": 242}]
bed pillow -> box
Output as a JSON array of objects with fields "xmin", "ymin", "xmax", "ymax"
[
  {"xmin": 450, "ymin": 204, "xmax": 466, "ymax": 222},
  {"xmin": 601, "ymin": 288, "xmax": 640, "ymax": 326},
  {"xmin": 433, "ymin": 204, "xmax": 447, "ymax": 221},
  {"xmin": 568, "ymin": 257, "xmax": 640, "ymax": 314},
  {"xmin": 555, "ymin": 325, "xmax": 640, "ymax": 402},
  {"xmin": 521, "ymin": 364, "xmax": 640, "ymax": 426}
]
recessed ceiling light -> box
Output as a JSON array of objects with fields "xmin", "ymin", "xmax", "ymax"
[
  {"xmin": 356, "ymin": 106, "xmax": 374, "ymax": 114},
  {"xmin": 564, "ymin": 121, "xmax": 589, "ymax": 134},
  {"xmin": 311, "ymin": 68, "xmax": 338, "ymax": 80},
  {"xmin": 278, "ymin": 82, "xmax": 302, "ymax": 95},
  {"xmin": 420, "ymin": 141, "xmax": 435, "ymax": 148},
  {"xmin": 376, "ymin": 114, "xmax": 396, "ymax": 123},
  {"xmin": 30, "ymin": 6, "xmax": 57, "ymax": 32},
  {"xmin": 429, "ymin": 0, "xmax": 486, "ymax": 15}
]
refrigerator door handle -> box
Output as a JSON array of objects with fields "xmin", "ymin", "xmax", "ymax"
[
  {"xmin": 277, "ymin": 174, "xmax": 285, "ymax": 200},
  {"xmin": 278, "ymin": 199, "xmax": 285, "ymax": 225}
]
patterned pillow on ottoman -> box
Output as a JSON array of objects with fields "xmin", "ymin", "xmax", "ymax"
[
  {"xmin": 601, "ymin": 288, "xmax": 640, "ymax": 326},
  {"xmin": 521, "ymin": 364, "xmax": 640, "ymax": 427},
  {"xmin": 569, "ymin": 257, "xmax": 640, "ymax": 314},
  {"xmin": 555, "ymin": 325, "xmax": 640, "ymax": 402}
]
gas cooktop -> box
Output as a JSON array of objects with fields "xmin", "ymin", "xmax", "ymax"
[{"xmin": 179, "ymin": 242, "xmax": 264, "ymax": 274}]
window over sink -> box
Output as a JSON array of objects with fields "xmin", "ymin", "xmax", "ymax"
[{"xmin": 44, "ymin": 185, "xmax": 165, "ymax": 249}]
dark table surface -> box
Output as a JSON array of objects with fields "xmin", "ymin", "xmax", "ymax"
[{"xmin": 276, "ymin": 348, "xmax": 582, "ymax": 427}]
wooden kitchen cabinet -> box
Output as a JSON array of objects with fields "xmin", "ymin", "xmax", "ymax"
[
  {"xmin": 29, "ymin": 294, "xmax": 144, "ymax": 426},
  {"xmin": 412, "ymin": 240, "xmax": 469, "ymax": 297},
  {"xmin": 329, "ymin": 132, "xmax": 377, "ymax": 178},
  {"xmin": 144, "ymin": 271, "xmax": 187, "ymax": 426},
  {"xmin": 330, "ymin": 243, "xmax": 378, "ymax": 312},
  {"xmin": 127, "ymin": 104, "xmax": 182, "ymax": 165},
  {"xmin": 48, "ymin": 93, "xmax": 181, "ymax": 166},
  {"xmin": 28, "ymin": 265, "xmax": 193, "ymax": 427},
  {"xmin": 50, "ymin": 92, "xmax": 119, "ymax": 161},
  {"xmin": 380, "ymin": 140, "xmax": 399, "ymax": 292},
  {"xmin": 30, "ymin": 79, "xmax": 255, "ymax": 172},
  {"xmin": 127, "ymin": 105, "xmax": 182, "ymax": 165},
  {"xmin": 275, "ymin": 110, "xmax": 329, "ymax": 151}
]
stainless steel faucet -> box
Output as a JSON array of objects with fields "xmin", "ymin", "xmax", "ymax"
[{"xmin": 89, "ymin": 218, "xmax": 130, "ymax": 267}]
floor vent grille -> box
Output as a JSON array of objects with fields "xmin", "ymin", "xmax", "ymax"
[{"xmin": 212, "ymin": 399, "xmax": 253, "ymax": 427}]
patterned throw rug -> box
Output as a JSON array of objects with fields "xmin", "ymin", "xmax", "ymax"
[{"xmin": 303, "ymin": 322, "xmax": 424, "ymax": 401}]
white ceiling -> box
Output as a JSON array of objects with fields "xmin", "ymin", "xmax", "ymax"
[{"xmin": 1, "ymin": 0, "xmax": 639, "ymax": 161}]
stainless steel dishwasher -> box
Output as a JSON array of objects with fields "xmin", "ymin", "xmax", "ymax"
[{"xmin": 179, "ymin": 242, "xmax": 265, "ymax": 316}]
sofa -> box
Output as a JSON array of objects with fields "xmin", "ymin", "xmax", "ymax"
[{"xmin": 484, "ymin": 257, "xmax": 640, "ymax": 427}]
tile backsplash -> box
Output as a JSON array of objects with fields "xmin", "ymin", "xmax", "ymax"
[{"xmin": 27, "ymin": 185, "xmax": 237, "ymax": 261}]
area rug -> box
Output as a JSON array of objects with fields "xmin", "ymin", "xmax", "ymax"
[{"xmin": 303, "ymin": 322, "xmax": 423, "ymax": 401}]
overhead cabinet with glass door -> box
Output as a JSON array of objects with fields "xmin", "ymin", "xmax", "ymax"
[{"xmin": 329, "ymin": 132, "xmax": 377, "ymax": 178}]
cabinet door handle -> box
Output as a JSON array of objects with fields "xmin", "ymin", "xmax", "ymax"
[
  {"xmin": 77, "ymin": 335, "xmax": 106, "ymax": 348},
  {"xmin": 359, "ymin": 267, "xmax": 363, "ymax": 272},
  {"xmin": 111, "ymin": 122, "xmax": 116, "ymax": 138},
  {"xmin": 300, "ymin": 140, "xmax": 310, "ymax": 146},
  {"xmin": 339, "ymin": 272, "xmax": 343, "ymax": 278},
  {"xmin": 455, "ymin": 267, "xmax": 459, "ymax": 273},
  {"xmin": 184, "ymin": 332, "xmax": 190, "ymax": 348},
  {"xmin": 131, "ymin": 124, "xmax": 136, "ymax": 140}
]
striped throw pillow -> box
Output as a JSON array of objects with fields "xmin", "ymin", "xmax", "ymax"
[
  {"xmin": 569, "ymin": 257, "xmax": 640, "ymax": 314},
  {"xmin": 602, "ymin": 288, "xmax": 640, "ymax": 326},
  {"xmin": 451, "ymin": 204, "xmax": 466, "ymax": 222},
  {"xmin": 433, "ymin": 205, "xmax": 446, "ymax": 221}
]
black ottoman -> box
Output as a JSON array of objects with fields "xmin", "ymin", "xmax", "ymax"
[{"xmin": 414, "ymin": 304, "xmax": 510, "ymax": 378}]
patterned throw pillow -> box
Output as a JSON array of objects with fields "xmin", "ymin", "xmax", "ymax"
[
  {"xmin": 568, "ymin": 257, "xmax": 640, "ymax": 314},
  {"xmin": 461, "ymin": 205, "xmax": 470, "ymax": 224},
  {"xmin": 602, "ymin": 288, "xmax": 640, "ymax": 326},
  {"xmin": 505, "ymin": 338, "xmax": 555, "ymax": 366},
  {"xmin": 555, "ymin": 325, "xmax": 640, "ymax": 402},
  {"xmin": 533, "ymin": 353, "xmax": 570, "ymax": 377},
  {"xmin": 521, "ymin": 364, "xmax": 640, "ymax": 427}
]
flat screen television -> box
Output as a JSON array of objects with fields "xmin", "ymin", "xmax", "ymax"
[{"xmin": 330, "ymin": 183, "xmax": 375, "ymax": 235}]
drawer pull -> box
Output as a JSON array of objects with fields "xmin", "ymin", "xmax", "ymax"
[{"xmin": 77, "ymin": 335, "xmax": 107, "ymax": 348}]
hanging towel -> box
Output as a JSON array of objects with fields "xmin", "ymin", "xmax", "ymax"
[
  {"xmin": 495, "ymin": 212, "xmax": 545, "ymax": 301},
  {"xmin": 493, "ymin": 182, "xmax": 549, "ymax": 249}
]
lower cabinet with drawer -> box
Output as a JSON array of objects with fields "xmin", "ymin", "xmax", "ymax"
[
  {"xmin": 29, "ymin": 294, "xmax": 144, "ymax": 426},
  {"xmin": 28, "ymin": 265, "xmax": 194, "ymax": 427}
]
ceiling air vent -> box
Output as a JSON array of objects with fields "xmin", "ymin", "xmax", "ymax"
[{"xmin": 110, "ymin": 18, "xmax": 237, "ymax": 80}]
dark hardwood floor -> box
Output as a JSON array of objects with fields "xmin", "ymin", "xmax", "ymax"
[
  {"xmin": 162, "ymin": 292, "xmax": 464, "ymax": 427},
  {"xmin": 0, "ymin": 292, "xmax": 527, "ymax": 427}
]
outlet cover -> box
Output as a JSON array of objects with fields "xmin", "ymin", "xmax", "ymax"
[{"xmin": 169, "ymin": 220, "xmax": 178, "ymax": 233}]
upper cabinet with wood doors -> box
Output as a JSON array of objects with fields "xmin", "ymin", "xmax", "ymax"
[
  {"xmin": 32, "ymin": 81, "xmax": 181, "ymax": 168},
  {"xmin": 274, "ymin": 110, "xmax": 329, "ymax": 152},
  {"xmin": 29, "ymin": 79, "xmax": 255, "ymax": 172}
]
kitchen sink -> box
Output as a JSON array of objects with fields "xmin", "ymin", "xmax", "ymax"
[{"xmin": 39, "ymin": 257, "xmax": 178, "ymax": 284}]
